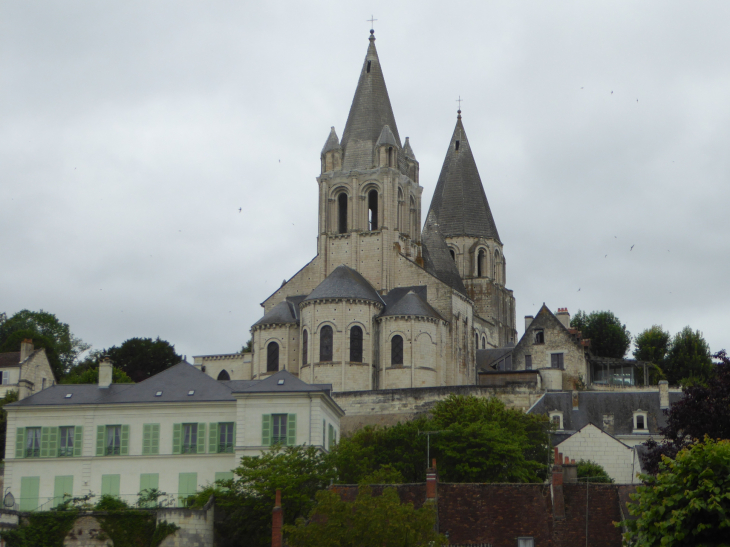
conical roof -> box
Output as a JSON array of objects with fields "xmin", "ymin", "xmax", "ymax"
[
  {"xmin": 253, "ymin": 300, "xmax": 298, "ymax": 327},
  {"xmin": 427, "ymin": 112, "xmax": 500, "ymax": 241},
  {"xmin": 340, "ymin": 32, "xmax": 402, "ymax": 171},
  {"xmin": 375, "ymin": 125, "xmax": 398, "ymax": 148},
  {"xmin": 304, "ymin": 265, "xmax": 384, "ymax": 304},
  {"xmin": 321, "ymin": 126, "xmax": 341, "ymax": 154},
  {"xmin": 403, "ymin": 137, "xmax": 416, "ymax": 160},
  {"xmin": 420, "ymin": 211, "xmax": 467, "ymax": 296},
  {"xmin": 382, "ymin": 290, "xmax": 443, "ymax": 320}
]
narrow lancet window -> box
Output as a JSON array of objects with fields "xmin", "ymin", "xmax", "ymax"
[
  {"xmin": 368, "ymin": 190, "xmax": 378, "ymax": 231},
  {"xmin": 455, "ymin": 140, "xmax": 460, "ymax": 151},
  {"xmin": 267, "ymin": 342, "xmax": 279, "ymax": 372},
  {"xmin": 350, "ymin": 326, "xmax": 363, "ymax": 362},
  {"xmin": 367, "ymin": 60, "xmax": 371, "ymax": 73},
  {"xmin": 302, "ymin": 330, "xmax": 308, "ymax": 365},
  {"xmin": 478, "ymin": 249, "xmax": 485, "ymax": 277},
  {"xmin": 320, "ymin": 326, "xmax": 333, "ymax": 362},
  {"xmin": 338, "ymin": 193, "xmax": 348, "ymax": 234}
]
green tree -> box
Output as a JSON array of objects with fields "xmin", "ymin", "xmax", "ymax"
[
  {"xmin": 241, "ymin": 339, "xmax": 252, "ymax": 353},
  {"xmin": 61, "ymin": 366, "xmax": 133, "ymax": 384},
  {"xmin": 211, "ymin": 445, "xmax": 336, "ymax": 547},
  {"xmin": 663, "ymin": 326, "xmax": 714, "ymax": 386},
  {"xmin": 105, "ymin": 337, "xmax": 181, "ymax": 383},
  {"xmin": 0, "ymin": 390, "xmax": 19, "ymax": 461},
  {"xmin": 576, "ymin": 460, "xmax": 613, "ymax": 483},
  {"xmin": 0, "ymin": 310, "xmax": 89, "ymax": 377},
  {"xmin": 571, "ymin": 310, "xmax": 631, "ymax": 358},
  {"xmin": 623, "ymin": 438, "xmax": 730, "ymax": 546},
  {"xmin": 285, "ymin": 485, "xmax": 444, "ymax": 547},
  {"xmin": 633, "ymin": 325, "xmax": 670, "ymax": 384},
  {"xmin": 0, "ymin": 330, "xmax": 64, "ymax": 379}
]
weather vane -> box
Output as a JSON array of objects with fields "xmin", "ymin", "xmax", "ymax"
[{"xmin": 367, "ymin": 15, "xmax": 377, "ymax": 31}]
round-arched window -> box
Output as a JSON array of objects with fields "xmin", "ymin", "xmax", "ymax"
[
  {"xmin": 350, "ymin": 326, "xmax": 363, "ymax": 362},
  {"xmin": 320, "ymin": 325, "xmax": 333, "ymax": 362},
  {"xmin": 391, "ymin": 335, "xmax": 403, "ymax": 365},
  {"xmin": 267, "ymin": 342, "xmax": 279, "ymax": 372},
  {"xmin": 302, "ymin": 330, "xmax": 308, "ymax": 365}
]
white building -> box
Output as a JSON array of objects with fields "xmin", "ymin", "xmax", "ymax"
[{"xmin": 3, "ymin": 362, "xmax": 342, "ymax": 511}]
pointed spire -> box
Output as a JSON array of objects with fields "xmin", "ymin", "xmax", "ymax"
[
  {"xmin": 340, "ymin": 32, "xmax": 402, "ymax": 171},
  {"xmin": 403, "ymin": 137, "xmax": 416, "ymax": 160},
  {"xmin": 426, "ymin": 111, "xmax": 501, "ymax": 241},
  {"xmin": 375, "ymin": 125, "xmax": 398, "ymax": 148},
  {"xmin": 321, "ymin": 126, "xmax": 341, "ymax": 154},
  {"xmin": 420, "ymin": 211, "xmax": 467, "ymax": 296}
]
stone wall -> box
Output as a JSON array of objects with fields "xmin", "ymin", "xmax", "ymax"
[
  {"xmin": 64, "ymin": 515, "xmax": 107, "ymax": 547},
  {"xmin": 157, "ymin": 496, "xmax": 215, "ymax": 547},
  {"xmin": 333, "ymin": 384, "xmax": 544, "ymax": 434}
]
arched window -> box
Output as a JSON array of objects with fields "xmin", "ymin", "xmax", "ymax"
[
  {"xmin": 482, "ymin": 336, "xmax": 486, "ymax": 349},
  {"xmin": 477, "ymin": 249, "xmax": 486, "ymax": 277},
  {"xmin": 350, "ymin": 326, "xmax": 363, "ymax": 362},
  {"xmin": 267, "ymin": 342, "xmax": 279, "ymax": 372},
  {"xmin": 397, "ymin": 188, "xmax": 404, "ymax": 232},
  {"xmin": 410, "ymin": 196, "xmax": 416, "ymax": 237},
  {"xmin": 493, "ymin": 250, "xmax": 500, "ymax": 281},
  {"xmin": 368, "ymin": 190, "xmax": 378, "ymax": 231},
  {"xmin": 391, "ymin": 335, "xmax": 403, "ymax": 365},
  {"xmin": 337, "ymin": 193, "xmax": 347, "ymax": 234},
  {"xmin": 475, "ymin": 332, "xmax": 479, "ymax": 348},
  {"xmin": 320, "ymin": 325, "xmax": 333, "ymax": 362},
  {"xmin": 302, "ymin": 330, "xmax": 308, "ymax": 365},
  {"xmin": 217, "ymin": 370, "xmax": 231, "ymax": 381},
  {"xmin": 388, "ymin": 146, "xmax": 393, "ymax": 167}
]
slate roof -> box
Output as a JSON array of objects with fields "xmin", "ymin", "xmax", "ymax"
[
  {"xmin": 380, "ymin": 285, "xmax": 427, "ymax": 309},
  {"xmin": 427, "ymin": 113, "xmax": 501, "ymax": 241},
  {"xmin": 0, "ymin": 352, "xmax": 21, "ymax": 368},
  {"xmin": 304, "ymin": 265, "xmax": 384, "ymax": 304},
  {"xmin": 321, "ymin": 126, "xmax": 341, "ymax": 154},
  {"xmin": 375, "ymin": 125, "xmax": 398, "ymax": 148},
  {"xmin": 340, "ymin": 32, "xmax": 404, "ymax": 173},
  {"xmin": 403, "ymin": 137, "xmax": 416, "ymax": 160},
  {"xmin": 476, "ymin": 347, "xmax": 513, "ymax": 370},
  {"xmin": 381, "ymin": 291, "xmax": 443, "ymax": 320},
  {"xmin": 420, "ymin": 211, "xmax": 467, "ymax": 296},
  {"xmin": 528, "ymin": 390, "xmax": 684, "ymax": 436},
  {"xmin": 253, "ymin": 299, "xmax": 299, "ymax": 327},
  {"xmin": 9, "ymin": 364, "xmax": 334, "ymax": 407}
]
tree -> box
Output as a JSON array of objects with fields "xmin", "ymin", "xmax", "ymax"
[
  {"xmin": 285, "ymin": 485, "xmax": 444, "ymax": 547},
  {"xmin": 61, "ymin": 366, "xmax": 133, "ymax": 384},
  {"xmin": 104, "ymin": 337, "xmax": 181, "ymax": 383},
  {"xmin": 663, "ymin": 326, "xmax": 714, "ymax": 386},
  {"xmin": 570, "ymin": 310, "xmax": 631, "ymax": 358},
  {"xmin": 208, "ymin": 445, "xmax": 336, "ymax": 547},
  {"xmin": 576, "ymin": 460, "xmax": 613, "ymax": 483},
  {"xmin": 241, "ymin": 339, "xmax": 252, "ymax": 353},
  {"xmin": 623, "ymin": 438, "xmax": 730, "ymax": 546},
  {"xmin": 633, "ymin": 325, "xmax": 671, "ymax": 364},
  {"xmin": 0, "ymin": 329, "xmax": 64, "ymax": 379},
  {"xmin": 642, "ymin": 350, "xmax": 730, "ymax": 474},
  {"xmin": 0, "ymin": 310, "xmax": 90, "ymax": 378},
  {"xmin": 0, "ymin": 390, "xmax": 19, "ymax": 461}
]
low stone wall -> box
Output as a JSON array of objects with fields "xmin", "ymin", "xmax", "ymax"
[
  {"xmin": 64, "ymin": 515, "xmax": 107, "ymax": 547},
  {"xmin": 333, "ymin": 384, "xmax": 544, "ymax": 433},
  {"xmin": 157, "ymin": 496, "xmax": 215, "ymax": 547}
]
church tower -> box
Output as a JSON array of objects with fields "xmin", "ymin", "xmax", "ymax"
[
  {"xmin": 427, "ymin": 110, "xmax": 517, "ymax": 346},
  {"xmin": 316, "ymin": 30, "xmax": 423, "ymax": 291}
]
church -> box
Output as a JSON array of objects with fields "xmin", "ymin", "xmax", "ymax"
[{"xmin": 200, "ymin": 30, "xmax": 516, "ymax": 393}]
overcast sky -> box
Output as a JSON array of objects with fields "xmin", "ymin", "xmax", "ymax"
[{"xmin": 2, "ymin": 1, "xmax": 728, "ymax": 362}]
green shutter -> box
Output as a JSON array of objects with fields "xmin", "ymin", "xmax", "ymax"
[
  {"xmin": 53, "ymin": 476, "xmax": 73, "ymax": 508},
  {"xmin": 215, "ymin": 471, "xmax": 234, "ymax": 491},
  {"xmin": 15, "ymin": 428, "xmax": 25, "ymax": 459},
  {"xmin": 139, "ymin": 473, "xmax": 159, "ymax": 508},
  {"xmin": 96, "ymin": 426, "xmax": 105, "ymax": 456},
  {"xmin": 197, "ymin": 423, "xmax": 206, "ymax": 454},
  {"xmin": 322, "ymin": 419, "xmax": 326, "ymax": 447},
  {"xmin": 172, "ymin": 424, "xmax": 182, "ymax": 454},
  {"xmin": 49, "ymin": 427, "xmax": 58, "ymax": 458},
  {"xmin": 151, "ymin": 424, "xmax": 159, "ymax": 455},
  {"xmin": 208, "ymin": 423, "xmax": 218, "ymax": 453},
  {"xmin": 232, "ymin": 422, "xmax": 237, "ymax": 451},
  {"xmin": 143, "ymin": 424, "xmax": 151, "ymax": 455},
  {"xmin": 328, "ymin": 424, "xmax": 334, "ymax": 450},
  {"xmin": 287, "ymin": 414, "xmax": 297, "ymax": 446},
  {"xmin": 120, "ymin": 425, "xmax": 129, "ymax": 455},
  {"xmin": 262, "ymin": 415, "xmax": 271, "ymax": 446},
  {"xmin": 178, "ymin": 473, "xmax": 197, "ymax": 507},
  {"xmin": 73, "ymin": 426, "xmax": 83, "ymax": 457},
  {"xmin": 19, "ymin": 477, "xmax": 40, "ymax": 512},
  {"xmin": 101, "ymin": 474, "xmax": 120, "ymax": 497},
  {"xmin": 40, "ymin": 427, "xmax": 50, "ymax": 458}
]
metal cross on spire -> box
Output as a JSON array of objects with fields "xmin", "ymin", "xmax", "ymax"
[
  {"xmin": 367, "ymin": 15, "xmax": 378, "ymax": 31},
  {"xmin": 456, "ymin": 95, "xmax": 463, "ymax": 111}
]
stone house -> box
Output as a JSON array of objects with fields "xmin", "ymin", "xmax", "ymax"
[
  {"xmin": 196, "ymin": 29, "xmax": 517, "ymax": 397},
  {"xmin": 3, "ymin": 361, "xmax": 342, "ymax": 512},
  {"xmin": 0, "ymin": 339, "xmax": 56, "ymax": 399}
]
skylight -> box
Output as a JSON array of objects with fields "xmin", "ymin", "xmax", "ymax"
[
  {"xmin": 155, "ymin": 391, "xmax": 163, "ymax": 397},
  {"xmin": 65, "ymin": 393, "xmax": 72, "ymax": 399},
  {"xmin": 188, "ymin": 390, "xmax": 195, "ymax": 396},
  {"xmin": 277, "ymin": 379, "xmax": 285, "ymax": 385}
]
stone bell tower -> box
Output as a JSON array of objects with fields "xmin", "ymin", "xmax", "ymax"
[{"xmin": 316, "ymin": 30, "xmax": 423, "ymax": 291}]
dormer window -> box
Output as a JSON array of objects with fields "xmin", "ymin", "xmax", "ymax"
[
  {"xmin": 633, "ymin": 411, "xmax": 649, "ymax": 433},
  {"xmin": 155, "ymin": 391, "xmax": 162, "ymax": 397},
  {"xmin": 534, "ymin": 329, "xmax": 545, "ymax": 344},
  {"xmin": 549, "ymin": 411, "xmax": 564, "ymax": 430}
]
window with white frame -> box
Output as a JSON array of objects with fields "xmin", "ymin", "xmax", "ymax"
[
  {"xmin": 1, "ymin": 371, "xmax": 9, "ymax": 385},
  {"xmin": 518, "ymin": 538, "xmax": 534, "ymax": 547},
  {"xmin": 633, "ymin": 410, "xmax": 648, "ymax": 432},
  {"xmin": 549, "ymin": 411, "xmax": 563, "ymax": 430}
]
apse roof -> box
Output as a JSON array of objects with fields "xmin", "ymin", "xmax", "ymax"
[
  {"xmin": 304, "ymin": 265, "xmax": 384, "ymax": 304},
  {"xmin": 381, "ymin": 291, "xmax": 443, "ymax": 320},
  {"xmin": 253, "ymin": 300, "xmax": 299, "ymax": 326}
]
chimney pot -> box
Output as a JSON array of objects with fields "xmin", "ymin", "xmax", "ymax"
[
  {"xmin": 98, "ymin": 358, "xmax": 113, "ymax": 389},
  {"xmin": 20, "ymin": 339, "xmax": 34, "ymax": 362},
  {"xmin": 525, "ymin": 315, "xmax": 534, "ymax": 332},
  {"xmin": 556, "ymin": 308, "xmax": 571, "ymax": 329}
]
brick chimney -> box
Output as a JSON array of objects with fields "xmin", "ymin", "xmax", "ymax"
[
  {"xmin": 20, "ymin": 339, "xmax": 34, "ymax": 362},
  {"xmin": 556, "ymin": 308, "xmax": 570, "ymax": 329},
  {"xmin": 98, "ymin": 357, "xmax": 113, "ymax": 389},
  {"xmin": 659, "ymin": 380, "xmax": 669, "ymax": 409},
  {"xmin": 272, "ymin": 489, "xmax": 283, "ymax": 547},
  {"xmin": 426, "ymin": 459, "xmax": 438, "ymax": 502},
  {"xmin": 551, "ymin": 448, "xmax": 565, "ymax": 520}
]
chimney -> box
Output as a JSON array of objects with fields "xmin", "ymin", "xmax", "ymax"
[
  {"xmin": 272, "ymin": 489, "xmax": 283, "ymax": 547},
  {"xmin": 572, "ymin": 392, "xmax": 579, "ymax": 410},
  {"xmin": 20, "ymin": 339, "xmax": 34, "ymax": 362},
  {"xmin": 524, "ymin": 315, "xmax": 534, "ymax": 332},
  {"xmin": 658, "ymin": 380, "xmax": 669, "ymax": 409},
  {"xmin": 426, "ymin": 459, "xmax": 438, "ymax": 502},
  {"xmin": 551, "ymin": 448, "xmax": 565, "ymax": 520},
  {"xmin": 556, "ymin": 308, "xmax": 570, "ymax": 329},
  {"xmin": 563, "ymin": 456, "xmax": 578, "ymax": 484},
  {"xmin": 98, "ymin": 358, "xmax": 113, "ymax": 389}
]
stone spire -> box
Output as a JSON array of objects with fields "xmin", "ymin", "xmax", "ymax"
[
  {"xmin": 427, "ymin": 111, "xmax": 500, "ymax": 242},
  {"xmin": 340, "ymin": 31, "xmax": 402, "ymax": 171},
  {"xmin": 321, "ymin": 126, "xmax": 341, "ymax": 154},
  {"xmin": 403, "ymin": 137, "xmax": 416, "ymax": 160}
]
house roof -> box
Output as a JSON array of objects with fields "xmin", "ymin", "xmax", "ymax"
[
  {"xmin": 381, "ymin": 291, "xmax": 443, "ymax": 320},
  {"xmin": 9, "ymin": 364, "xmax": 334, "ymax": 407},
  {"xmin": 426, "ymin": 112, "xmax": 500, "ymax": 241},
  {"xmin": 0, "ymin": 352, "xmax": 20, "ymax": 368},
  {"xmin": 340, "ymin": 32, "xmax": 404, "ymax": 173},
  {"xmin": 528, "ymin": 390, "xmax": 684, "ymax": 436},
  {"xmin": 304, "ymin": 265, "xmax": 384, "ymax": 304},
  {"xmin": 476, "ymin": 347, "xmax": 513, "ymax": 370},
  {"xmin": 420, "ymin": 211, "xmax": 468, "ymax": 296}
]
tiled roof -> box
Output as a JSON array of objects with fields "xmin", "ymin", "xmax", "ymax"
[
  {"xmin": 0, "ymin": 352, "xmax": 20, "ymax": 368},
  {"xmin": 427, "ymin": 113, "xmax": 500, "ymax": 241},
  {"xmin": 375, "ymin": 125, "xmax": 398, "ymax": 148},
  {"xmin": 253, "ymin": 300, "xmax": 299, "ymax": 327},
  {"xmin": 304, "ymin": 265, "xmax": 384, "ymax": 304},
  {"xmin": 381, "ymin": 291, "xmax": 443, "ymax": 320},
  {"xmin": 420, "ymin": 211, "xmax": 467, "ymax": 296}
]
